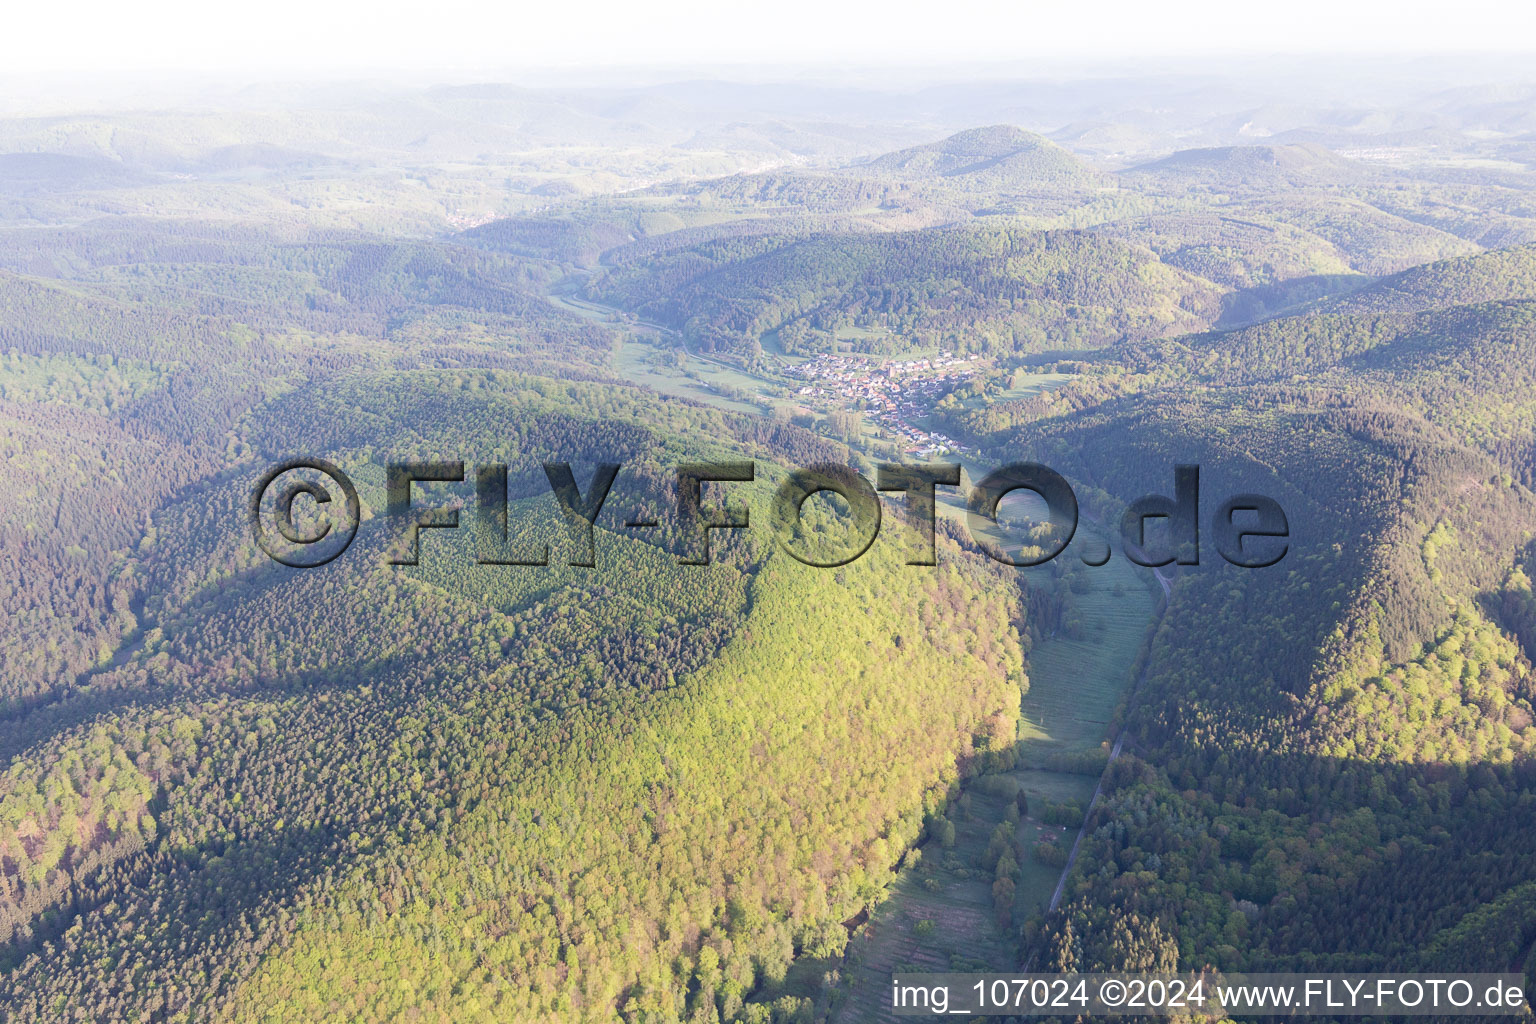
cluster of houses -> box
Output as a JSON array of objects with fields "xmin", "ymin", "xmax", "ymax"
[{"xmin": 785, "ymin": 352, "xmax": 977, "ymax": 455}]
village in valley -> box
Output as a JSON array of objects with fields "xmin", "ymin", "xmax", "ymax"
[{"xmin": 784, "ymin": 350, "xmax": 980, "ymax": 456}]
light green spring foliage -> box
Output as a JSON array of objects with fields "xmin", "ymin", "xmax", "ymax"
[
  {"xmin": 1321, "ymin": 604, "xmax": 1536, "ymax": 764},
  {"xmin": 0, "ymin": 350, "xmax": 166, "ymax": 411},
  {"xmin": 224, "ymin": 544, "xmax": 1024, "ymax": 1024}
]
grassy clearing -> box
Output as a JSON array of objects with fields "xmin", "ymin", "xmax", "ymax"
[
  {"xmin": 1016, "ymin": 559, "xmax": 1155, "ymax": 759},
  {"xmin": 550, "ymin": 289, "xmax": 795, "ymax": 417},
  {"xmin": 759, "ymin": 328, "xmax": 810, "ymax": 364},
  {"xmin": 827, "ymin": 528, "xmax": 1158, "ymax": 1024},
  {"xmin": 611, "ymin": 337, "xmax": 768, "ymax": 415},
  {"xmin": 958, "ymin": 372, "xmax": 1074, "ymax": 410}
]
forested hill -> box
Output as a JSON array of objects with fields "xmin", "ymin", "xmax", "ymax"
[
  {"xmin": 1180, "ymin": 300, "xmax": 1536, "ymax": 481},
  {"xmin": 0, "ymin": 289, "xmax": 1030, "ymax": 1021},
  {"xmin": 1123, "ymin": 143, "xmax": 1377, "ymax": 188},
  {"xmin": 585, "ymin": 224, "xmax": 1221, "ymax": 361},
  {"xmin": 928, "ymin": 242, "xmax": 1536, "ymax": 490},
  {"xmin": 4, "ymin": 80, "xmax": 1536, "ymax": 1023},
  {"xmin": 1326, "ymin": 242, "xmax": 1536, "ymax": 313},
  {"xmin": 1027, "ymin": 382, "xmax": 1536, "ymax": 976},
  {"xmin": 962, "ymin": 237, "xmax": 1536, "ymax": 980},
  {"xmin": 846, "ymin": 125, "xmax": 1105, "ymax": 190},
  {"xmin": 1077, "ymin": 246, "xmax": 1536, "ymax": 488}
]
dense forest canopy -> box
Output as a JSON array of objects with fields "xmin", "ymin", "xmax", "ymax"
[{"xmin": 1, "ymin": 65, "xmax": 1535, "ymax": 1023}]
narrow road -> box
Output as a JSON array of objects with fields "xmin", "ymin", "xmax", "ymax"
[{"xmin": 1047, "ymin": 719, "xmax": 1127, "ymax": 913}]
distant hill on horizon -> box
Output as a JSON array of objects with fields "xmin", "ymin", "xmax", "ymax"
[
  {"xmin": 1123, "ymin": 142, "xmax": 1376, "ymax": 187},
  {"xmin": 847, "ymin": 124, "xmax": 1104, "ymax": 189}
]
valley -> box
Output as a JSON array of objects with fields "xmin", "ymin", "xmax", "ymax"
[
  {"xmin": 1, "ymin": 64, "xmax": 1535, "ymax": 1023},
  {"xmin": 828, "ymin": 528, "xmax": 1161, "ymax": 1023}
]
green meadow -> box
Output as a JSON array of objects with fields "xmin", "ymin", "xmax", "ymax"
[{"xmin": 828, "ymin": 531, "xmax": 1159, "ymax": 1024}]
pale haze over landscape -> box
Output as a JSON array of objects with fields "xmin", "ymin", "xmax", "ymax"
[{"xmin": 2, "ymin": 4, "xmax": 1536, "ymax": 1023}]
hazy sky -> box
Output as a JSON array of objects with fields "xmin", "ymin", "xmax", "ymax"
[{"xmin": 7, "ymin": 0, "xmax": 1536, "ymax": 76}]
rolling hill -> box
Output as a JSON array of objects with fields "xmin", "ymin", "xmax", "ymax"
[
  {"xmin": 848, "ymin": 125, "xmax": 1105, "ymax": 190},
  {"xmin": 1122, "ymin": 142, "xmax": 1376, "ymax": 188}
]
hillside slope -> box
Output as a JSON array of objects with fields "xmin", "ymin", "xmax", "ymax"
[{"xmin": 588, "ymin": 223, "xmax": 1222, "ymax": 360}]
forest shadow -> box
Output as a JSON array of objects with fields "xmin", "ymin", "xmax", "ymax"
[
  {"xmin": 1214, "ymin": 273, "xmax": 1370, "ymax": 328},
  {"xmin": 1069, "ymin": 743, "xmax": 1536, "ymax": 978}
]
